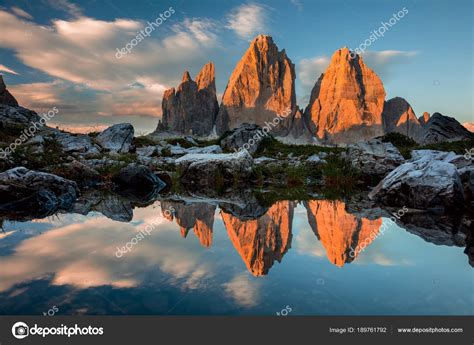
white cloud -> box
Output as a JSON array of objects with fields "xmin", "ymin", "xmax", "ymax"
[
  {"xmin": 222, "ymin": 273, "xmax": 260, "ymax": 307},
  {"xmin": 0, "ymin": 9, "xmax": 219, "ymax": 130},
  {"xmin": 298, "ymin": 56, "xmax": 330, "ymax": 90},
  {"xmin": 361, "ymin": 50, "xmax": 418, "ymax": 78},
  {"xmin": 226, "ymin": 4, "xmax": 269, "ymax": 40},
  {"xmin": 10, "ymin": 6, "xmax": 33, "ymax": 19},
  {"xmin": 0, "ymin": 64, "xmax": 19, "ymax": 75}
]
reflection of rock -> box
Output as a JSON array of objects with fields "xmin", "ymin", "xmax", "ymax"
[
  {"xmin": 160, "ymin": 200, "xmax": 216, "ymax": 248},
  {"xmin": 0, "ymin": 167, "xmax": 78, "ymax": 219},
  {"xmin": 221, "ymin": 201, "xmax": 294, "ymax": 276},
  {"xmin": 304, "ymin": 200, "xmax": 382, "ymax": 267},
  {"xmin": 395, "ymin": 210, "xmax": 464, "ymax": 246}
]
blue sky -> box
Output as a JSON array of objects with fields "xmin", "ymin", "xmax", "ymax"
[{"xmin": 0, "ymin": 0, "xmax": 472, "ymax": 132}]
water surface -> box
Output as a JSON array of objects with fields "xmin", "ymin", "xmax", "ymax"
[{"xmin": 0, "ymin": 197, "xmax": 472, "ymax": 315}]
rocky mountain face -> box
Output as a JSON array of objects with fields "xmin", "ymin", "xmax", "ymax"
[
  {"xmin": 422, "ymin": 112, "xmax": 474, "ymax": 144},
  {"xmin": 215, "ymin": 35, "xmax": 297, "ymax": 135},
  {"xmin": 221, "ymin": 200, "xmax": 294, "ymax": 276},
  {"xmin": 419, "ymin": 112, "xmax": 430, "ymax": 126},
  {"xmin": 157, "ymin": 62, "xmax": 218, "ymax": 136},
  {"xmin": 0, "ymin": 76, "xmax": 18, "ymax": 107},
  {"xmin": 304, "ymin": 200, "xmax": 382, "ymax": 267},
  {"xmin": 304, "ymin": 48, "xmax": 386, "ymax": 144},
  {"xmin": 382, "ymin": 97, "xmax": 424, "ymax": 142}
]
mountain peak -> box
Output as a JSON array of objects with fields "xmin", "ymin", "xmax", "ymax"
[
  {"xmin": 0, "ymin": 74, "xmax": 19, "ymax": 106},
  {"xmin": 181, "ymin": 71, "xmax": 192, "ymax": 83}
]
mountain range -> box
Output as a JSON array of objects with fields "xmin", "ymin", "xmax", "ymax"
[{"xmin": 155, "ymin": 34, "xmax": 473, "ymax": 144}]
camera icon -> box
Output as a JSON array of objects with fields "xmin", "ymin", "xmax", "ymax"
[{"xmin": 12, "ymin": 322, "xmax": 29, "ymax": 339}]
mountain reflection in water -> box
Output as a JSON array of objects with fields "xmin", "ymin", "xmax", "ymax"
[{"xmin": 0, "ymin": 191, "xmax": 472, "ymax": 315}]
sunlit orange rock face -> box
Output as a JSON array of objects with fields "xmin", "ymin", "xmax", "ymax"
[
  {"xmin": 221, "ymin": 201, "xmax": 295, "ymax": 276},
  {"xmin": 304, "ymin": 200, "xmax": 382, "ymax": 267},
  {"xmin": 304, "ymin": 48, "xmax": 385, "ymax": 144},
  {"xmin": 215, "ymin": 34, "xmax": 296, "ymax": 135},
  {"xmin": 161, "ymin": 201, "xmax": 216, "ymax": 248}
]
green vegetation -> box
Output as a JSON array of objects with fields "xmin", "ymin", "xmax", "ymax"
[
  {"xmin": 379, "ymin": 132, "xmax": 417, "ymax": 159},
  {"xmin": 133, "ymin": 135, "xmax": 160, "ymax": 147},
  {"xmin": 419, "ymin": 139, "xmax": 474, "ymax": 155},
  {"xmin": 319, "ymin": 154, "xmax": 361, "ymax": 198},
  {"xmin": 380, "ymin": 132, "xmax": 474, "ymax": 158},
  {"xmin": 254, "ymin": 137, "xmax": 343, "ymax": 159}
]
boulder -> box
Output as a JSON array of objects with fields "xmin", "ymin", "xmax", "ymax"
[
  {"xmin": 51, "ymin": 160, "xmax": 101, "ymax": 187},
  {"xmin": 45, "ymin": 129, "xmax": 100, "ymax": 156},
  {"xmin": 348, "ymin": 138, "xmax": 405, "ymax": 176},
  {"xmin": 304, "ymin": 48, "xmax": 385, "ymax": 144},
  {"xmin": 96, "ymin": 123, "xmax": 134, "ymax": 153},
  {"xmin": 0, "ymin": 104, "xmax": 40, "ymax": 130},
  {"xmin": 176, "ymin": 151, "xmax": 253, "ymax": 188},
  {"xmin": 186, "ymin": 145, "xmax": 223, "ymax": 154},
  {"xmin": 220, "ymin": 123, "xmax": 267, "ymax": 155},
  {"xmin": 112, "ymin": 164, "xmax": 165, "ymax": 192},
  {"xmin": 215, "ymin": 35, "xmax": 296, "ymax": 135},
  {"xmin": 369, "ymin": 151, "xmax": 465, "ymax": 210},
  {"xmin": 0, "ymin": 167, "xmax": 78, "ymax": 217}
]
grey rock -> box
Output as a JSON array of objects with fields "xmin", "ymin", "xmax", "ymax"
[
  {"xmin": 96, "ymin": 123, "xmax": 134, "ymax": 153},
  {"xmin": 0, "ymin": 167, "xmax": 78, "ymax": 216},
  {"xmin": 220, "ymin": 123, "xmax": 267, "ymax": 155},
  {"xmin": 112, "ymin": 164, "xmax": 165, "ymax": 191},
  {"xmin": 422, "ymin": 112, "xmax": 474, "ymax": 144},
  {"xmin": 0, "ymin": 75, "xmax": 19, "ymax": 106},
  {"xmin": 369, "ymin": 151, "xmax": 465, "ymax": 210},
  {"xmin": 348, "ymin": 138, "xmax": 405, "ymax": 176}
]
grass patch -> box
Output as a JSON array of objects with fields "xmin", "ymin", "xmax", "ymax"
[
  {"xmin": 380, "ymin": 132, "xmax": 474, "ymax": 158},
  {"xmin": 379, "ymin": 132, "xmax": 417, "ymax": 159},
  {"xmin": 320, "ymin": 154, "xmax": 361, "ymax": 198},
  {"xmin": 254, "ymin": 137, "xmax": 343, "ymax": 159},
  {"xmin": 419, "ymin": 139, "xmax": 474, "ymax": 155},
  {"xmin": 133, "ymin": 136, "xmax": 160, "ymax": 147}
]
